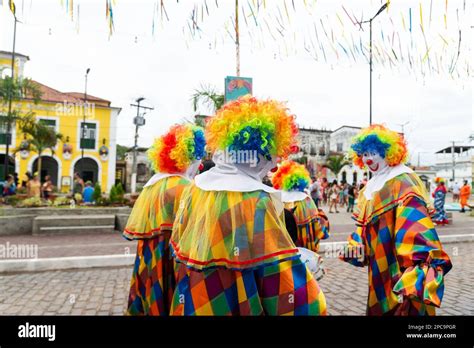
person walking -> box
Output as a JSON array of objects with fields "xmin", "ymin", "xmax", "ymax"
[
  {"xmin": 459, "ymin": 180, "xmax": 471, "ymax": 213},
  {"xmin": 432, "ymin": 178, "xmax": 449, "ymax": 225},
  {"xmin": 310, "ymin": 177, "xmax": 321, "ymax": 208},
  {"xmin": 347, "ymin": 183, "xmax": 356, "ymax": 213},
  {"xmin": 328, "ymin": 180, "xmax": 339, "ymax": 213},
  {"xmin": 452, "ymin": 181, "xmax": 460, "ymax": 203}
]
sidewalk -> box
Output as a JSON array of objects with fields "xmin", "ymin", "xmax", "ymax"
[{"xmin": 0, "ymin": 208, "xmax": 472, "ymax": 272}]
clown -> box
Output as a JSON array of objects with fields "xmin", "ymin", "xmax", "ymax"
[
  {"xmin": 341, "ymin": 124, "xmax": 452, "ymax": 316},
  {"xmin": 169, "ymin": 96, "xmax": 326, "ymax": 316},
  {"xmin": 123, "ymin": 123, "xmax": 205, "ymax": 315},
  {"xmin": 271, "ymin": 160, "xmax": 330, "ymax": 253},
  {"xmin": 432, "ymin": 177, "xmax": 449, "ymax": 225}
]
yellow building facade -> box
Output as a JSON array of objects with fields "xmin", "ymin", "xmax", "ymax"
[{"xmin": 0, "ymin": 51, "xmax": 121, "ymax": 193}]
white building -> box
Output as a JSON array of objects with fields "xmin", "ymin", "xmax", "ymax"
[
  {"xmin": 434, "ymin": 145, "xmax": 473, "ymax": 186},
  {"xmin": 328, "ymin": 126, "xmax": 368, "ymax": 185}
]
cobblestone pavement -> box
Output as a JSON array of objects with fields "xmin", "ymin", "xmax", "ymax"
[{"xmin": 0, "ymin": 242, "xmax": 473, "ymax": 316}]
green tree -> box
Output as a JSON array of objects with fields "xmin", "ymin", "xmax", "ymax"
[
  {"xmin": 0, "ymin": 72, "xmax": 42, "ymax": 179},
  {"xmin": 191, "ymin": 84, "xmax": 225, "ymax": 114},
  {"xmin": 116, "ymin": 144, "xmax": 128, "ymax": 160},
  {"xmin": 17, "ymin": 118, "xmax": 62, "ymax": 181},
  {"xmin": 323, "ymin": 154, "xmax": 350, "ymax": 178}
]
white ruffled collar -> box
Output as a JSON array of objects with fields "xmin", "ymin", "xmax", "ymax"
[
  {"xmin": 143, "ymin": 160, "xmax": 200, "ymax": 188},
  {"xmin": 363, "ymin": 164, "xmax": 413, "ymax": 200},
  {"xmin": 281, "ymin": 190, "xmax": 309, "ymax": 203}
]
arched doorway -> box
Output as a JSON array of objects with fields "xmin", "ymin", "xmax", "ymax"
[
  {"xmin": 341, "ymin": 171, "xmax": 347, "ymax": 184},
  {"xmin": 0, "ymin": 154, "xmax": 15, "ymax": 179},
  {"xmin": 33, "ymin": 156, "xmax": 59, "ymax": 186},
  {"xmin": 74, "ymin": 158, "xmax": 99, "ymax": 184}
]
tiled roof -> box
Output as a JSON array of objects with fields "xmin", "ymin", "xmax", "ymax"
[{"xmin": 27, "ymin": 80, "xmax": 111, "ymax": 107}]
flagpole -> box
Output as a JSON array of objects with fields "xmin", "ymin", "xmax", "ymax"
[{"xmin": 235, "ymin": 0, "xmax": 240, "ymax": 77}]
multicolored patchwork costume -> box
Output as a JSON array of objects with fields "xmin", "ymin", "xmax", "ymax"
[
  {"xmin": 342, "ymin": 172, "xmax": 452, "ymax": 315},
  {"xmin": 169, "ymin": 185, "xmax": 327, "ymax": 315},
  {"xmin": 285, "ymin": 196, "xmax": 330, "ymax": 252},
  {"xmin": 124, "ymin": 176, "xmax": 190, "ymax": 315},
  {"xmin": 123, "ymin": 123, "xmax": 205, "ymax": 316},
  {"xmin": 432, "ymin": 183, "xmax": 449, "ymax": 225}
]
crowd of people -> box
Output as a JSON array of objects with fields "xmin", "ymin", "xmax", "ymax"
[
  {"xmin": 309, "ymin": 179, "xmax": 362, "ymax": 213},
  {"xmin": 0, "ymin": 170, "xmax": 97, "ymax": 203}
]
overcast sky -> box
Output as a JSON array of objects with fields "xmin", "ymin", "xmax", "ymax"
[{"xmin": 0, "ymin": 0, "xmax": 472, "ymax": 165}]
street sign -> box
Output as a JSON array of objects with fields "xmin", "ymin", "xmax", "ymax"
[{"xmin": 225, "ymin": 76, "xmax": 252, "ymax": 102}]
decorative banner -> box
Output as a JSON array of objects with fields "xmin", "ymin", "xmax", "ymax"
[
  {"xmin": 19, "ymin": 139, "xmax": 30, "ymax": 159},
  {"xmin": 0, "ymin": 0, "xmax": 467, "ymax": 79},
  {"xmin": 224, "ymin": 76, "xmax": 252, "ymax": 102},
  {"xmin": 63, "ymin": 142, "xmax": 73, "ymax": 160}
]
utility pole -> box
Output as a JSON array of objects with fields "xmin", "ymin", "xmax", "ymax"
[
  {"xmin": 358, "ymin": 2, "xmax": 389, "ymax": 126},
  {"xmin": 3, "ymin": 12, "xmax": 18, "ymax": 180},
  {"xmin": 80, "ymin": 68, "xmax": 90, "ymax": 177},
  {"xmin": 397, "ymin": 121, "xmax": 410, "ymax": 136},
  {"xmin": 130, "ymin": 98, "xmax": 153, "ymax": 193}
]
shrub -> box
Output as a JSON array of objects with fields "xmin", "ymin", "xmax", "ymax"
[
  {"xmin": 92, "ymin": 183, "xmax": 102, "ymax": 202},
  {"xmin": 4, "ymin": 195, "xmax": 21, "ymax": 207},
  {"xmin": 109, "ymin": 183, "xmax": 125, "ymax": 204},
  {"xmin": 18, "ymin": 197, "xmax": 43, "ymax": 207},
  {"xmin": 53, "ymin": 196, "xmax": 70, "ymax": 207},
  {"xmin": 109, "ymin": 185, "xmax": 118, "ymax": 203}
]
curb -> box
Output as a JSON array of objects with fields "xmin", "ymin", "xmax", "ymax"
[
  {"xmin": 1, "ymin": 234, "xmax": 473, "ymax": 274},
  {"xmin": 0, "ymin": 254, "xmax": 136, "ymax": 274}
]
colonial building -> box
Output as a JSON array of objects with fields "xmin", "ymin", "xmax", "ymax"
[{"xmin": 0, "ymin": 51, "xmax": 121, "ymax": 192}]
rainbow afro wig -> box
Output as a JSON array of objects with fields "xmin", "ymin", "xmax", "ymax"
[
  {"xmin": 206, "ymin": 95, "xmax": 299, "ymax": 160},
  {"xmin": 350, "ymin": 124, "xmax": 408, "ymax": 169},
  {"xmin": 148, "ymin": 123, "xmax": 206, "ymax": 173},
  {"xmin": 271, "ymin": 160, "xmax": 311, "ymax": 192},
  {"xmin": 435, "ymin": 177, "xmax": 445, "ymax": 184}
]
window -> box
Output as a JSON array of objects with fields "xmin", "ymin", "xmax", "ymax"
[
  {"xmin": 39, "ymin": 119, "xmax": 56, "ymax": 130},
  {"xmin": 80, "ymin": 122, "xmax": 97, "ymax": 150},
  {"xmin": 0, "ymin": 118, "xmax": 11, "ymax": 145},
  {"xmin": 337, "ymin": 143, "xmax": 343, "ymax": 152}
]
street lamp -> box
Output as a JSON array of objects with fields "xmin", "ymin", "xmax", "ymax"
[
  {"xmin": 358, "ymin": 2, "xmax": 389, "ymax": 126},
  {"xmin": 3, "ymin": 10, "xmax": 19, "ymax": 180},
  {"xmin": 80, "ymin": 68, "xmax": 90, "ymax": 177}
]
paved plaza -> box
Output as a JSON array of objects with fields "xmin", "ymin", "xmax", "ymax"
[
  {"xmin": 0, "ymin": 241, "xmax": 472, "ymax": 316},
  {"xmin": 0, "ymin": 200, "xmax": 472, "ymax": 315}
]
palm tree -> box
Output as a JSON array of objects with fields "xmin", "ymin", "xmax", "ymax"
[
  {"xmin": 191, "ymin": 84, "xmax": 225, "ymax": 114},
  {"xmin": 17, "ymin": 117, "xmax": 62, "ymax": 182},
  {"xmin": 0, "ymin": 70, "xmax": 42, "ymax": 178},
  {"xmin": 323, "ymin": 154, "xmax": 350, "ymax": 179}
]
